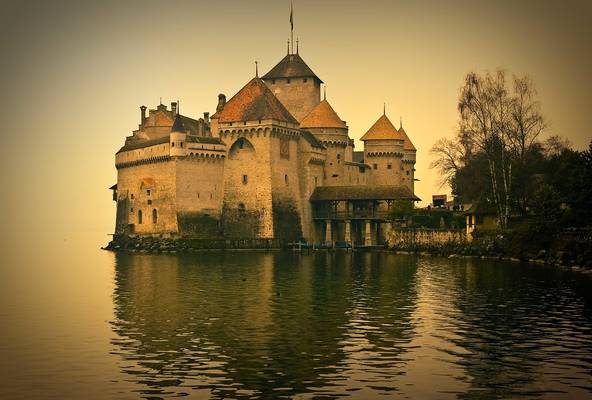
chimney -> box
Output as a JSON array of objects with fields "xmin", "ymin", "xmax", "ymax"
[
  {"xmin": 203, "ymin": 112, "xmax": 210, "ymax": 123},
  {"xmin": 140, "ymin": 105, "xmax": 147, "ymax": 124},
  {"xmin": 216, "ymin": 94, "xmax": 226, "ymax": 113},
  {"xmin": 171, "ymin": 102, "xmax": 178, "ymax": 116}
]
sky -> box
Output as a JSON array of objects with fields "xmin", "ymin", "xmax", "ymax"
[{"xmin": 0, "ymin": 0, "xmax": 590, "ymax": 243}]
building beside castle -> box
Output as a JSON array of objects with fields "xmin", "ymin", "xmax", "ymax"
[{"xmin": 110, "ymin": 47, "xmax": 419, "ymax": 246}]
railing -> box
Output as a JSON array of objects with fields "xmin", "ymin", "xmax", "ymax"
[{"xmin": 312, "ymin": 210, "xmax": 393, "ymax": 220}]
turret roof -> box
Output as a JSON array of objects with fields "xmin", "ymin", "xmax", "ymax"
[
  {"xmin": 360, "ymin": 114, "xmax": 405, "ymax": 141},
  {"xmin": 398, "ymin": 126, "xmax": 416, "ymax": 151},
  {"xmin": 171, "ymin": 114, "xmax": 185, "ymax": 132},
  {"xmin": 262, "ymin": 53, "xmax": 323, "ymax": 83},
  {"xmin": 300, "ymin": 100, "xmax": 347, "ymax": 129},
  {"xmin": 216, "ymin": 77, "xmax": 298, "ymax": 124}
]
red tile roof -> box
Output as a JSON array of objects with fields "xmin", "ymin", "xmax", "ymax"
[
  {"xmin": 216, "ymin": 77, "xmax": 298, "ymax": 124},
  {"xmin": 300, "ymin": 100, "xmax": 347, "ymax": 129},
  {"xmin": 360, "ymin": 114, "xmax": 405, "ymax": 141}
]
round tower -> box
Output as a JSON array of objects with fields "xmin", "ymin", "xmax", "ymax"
[
  {"xmin": 300, "ymin": 99, "xmax": 349, "ymax": 186},
  {"xmin": 170, "ymin": 115, "xmax": 187, "ymax": 157}
]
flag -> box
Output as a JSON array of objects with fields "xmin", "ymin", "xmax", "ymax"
[{"xmin": 290, "ymin": 3, "xmax": 293, "ymax": 31}]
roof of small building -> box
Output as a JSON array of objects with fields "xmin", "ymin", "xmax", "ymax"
[
  {"xmin": 215, "ymin": 77, "xmax": 298, "ymax": 124},
  {"xmin": 186, "ymin": 136, "xmax": 223, "ymax": 145},
  {"xmin": 117, "ymin": 136, "xmax": 170, "ymax": 154},
  {"xmin": 262, "ymin": 53, "xmax": 323, "ymax": 83},
  {"xmin": 398, "ymin": 126, "xmax": 416, "ymax": 151},
  {"xmin": 310, "ymin": 185, "xmax": 420, "ymax": 201},
  {"xmin": 360, "ymin": 114, "xmax": 405, "ymax": 141},
  {"xmin": 299, "ymin": 100, "xmax": 347, "ymax": 129},
  {"xmin": 300, "ymin": 130, "xmax": 325, "ymax": 149}
]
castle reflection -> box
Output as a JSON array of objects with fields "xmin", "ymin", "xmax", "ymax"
[{"xmin": 110, "ymin": 251, "xmax": 419, "ymax": 398}]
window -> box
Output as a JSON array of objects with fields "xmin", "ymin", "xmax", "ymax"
[
  {"xmin": 272, "ymin": 79, "xmax": 276, "ymax": 84},
  {"xmin": 238, "ymin": 203, "xmax": 246, "ymax": 211},
  {"xmin": 147, "ymin": 199, "xmax": 152, "ymax": 205},
  {"xmin": 172, "ymin": 142, "xmax": 175, "ymax": 147},
  {"xmin": 286, "ymin": 78, "xmax": 291, "ymax": 84},
  {"xmin": 406, "ymin": 170, "xmax": 410, "ymax": 176},
  {"xmin": 285, "ymin": 174, "xmax": 289, "ymax": 185},
  {"xmin": 152, "ymin": 209, "xmax": 158, "ymax": 224},
  {"xmin": 373, "ymin": 164, "xmax": 378, "ymax": 170},
  {"xmin": 180, "ymin": 142, "xmax": 183, "ymax": 148},
  {"xmin": 130, "ymin": 207, "xmax": 134, "ymax": 213},
  {"xmin": 130, "ymin": 194, "xmax": 134, "ymax": 199},
  {"xmin": 138, "ymin": 209, "xmax": 143, "ymax": 224},
  {"xmin": 387, "ymin": 164, "xmax": 392, "ymax": 169},
  {"xmin": 314, "ymin": 177, "xmax": 318, "ymax": 186},
  {"xmin": 337, "ymin": 154, "xmax": 341, "ymax": 164},
  {"xmin": 303, "ymin": 78, "xmax": 308, "ymax": 83},
  {"xmin": 242, "ymin": 175, "xmax": 248, "ymax": 184},
  {"xmin": 238, "ymin": 140, "xmax": 244, "ymax": 149},
  {"xmin": 147, "ymin": 190, "xmax": 151, "ymax": 196}
]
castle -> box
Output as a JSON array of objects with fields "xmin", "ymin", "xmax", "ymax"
[{"xmin": 111, "ymin": 46, "xmax": 419, "ymax": 246}]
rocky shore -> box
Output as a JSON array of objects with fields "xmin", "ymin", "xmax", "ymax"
[{"xmin": 103, "ymin": 235, "xmax": 282, "ymax": 252}]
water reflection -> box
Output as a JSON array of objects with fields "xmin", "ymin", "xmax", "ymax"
[{"xmin": 110, "ymin": 252, "xmax": 592, "ymax": 399}]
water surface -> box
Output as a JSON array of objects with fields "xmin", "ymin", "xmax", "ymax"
[{"xmin": 1, "ymin": 235, "xmax": 591, "ymax": 399}]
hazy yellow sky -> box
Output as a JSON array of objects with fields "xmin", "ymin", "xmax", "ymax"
[{"xmin": 0, "ymin": 0, "xmax": 590, "ymax": 242}]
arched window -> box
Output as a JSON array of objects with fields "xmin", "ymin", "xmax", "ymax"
[
  {"xmin": 152, "ymin": 209, "xmax": 158, "ymax": 224},
  {"xmin": 138, "ymin": 209, "xmax": 143, "ymax": 224}
]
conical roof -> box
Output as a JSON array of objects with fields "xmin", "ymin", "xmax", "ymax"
[
  {"xmin": 300, "ymin": 100, "xmax": 347, "ymax": 129},
  {"xmin": 216, "ymin": 77, "xmax": 298, "ymax": 124},
  {"xmin": 171, "ymin": 114, "xmax": 186, "ymax": 132},
  {"xmin": 398, "ymin": 126, "xmax": 416, "ymax": 151},
  {"xmin": 360, "ymin": 114, "xmax": 405, "ymax": 141},
  {"xmin": 262, "ymin": 53, "xmax": 323, "ymax": 83}
]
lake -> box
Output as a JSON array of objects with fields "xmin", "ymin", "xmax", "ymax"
[{"xmin": 1, "ymin": 234, "xmax": 591, "ymax": 399}]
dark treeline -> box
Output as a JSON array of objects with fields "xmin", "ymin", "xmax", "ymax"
[{"xmin": 431, "ymin": 70, "xmax": 592, "ymax": 231}]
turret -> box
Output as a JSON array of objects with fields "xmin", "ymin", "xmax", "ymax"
[{"xmin": 170, "ymin": 115, "xmax": 187, "ymax": 157}]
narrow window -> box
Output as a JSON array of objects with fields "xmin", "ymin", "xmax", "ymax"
[
  {"xmin": 387, "ymin": 164, "xmax": 392, "ymax": 169},
  {"xmin": 286, "ymin": 78, "xmax": 291, "ymax": 84},
  {"xmin": 373, "ymin": 164, "xmax": 378, "ymax": 170},
  {"xmin": 180, "ymin": 142, "xmax": 183, "ymax": 148},
  {"xmin": 285, "ymin": 174, "xmax": 289, "ymax": 185},
  {"xmin": 242, "ymin": 175, "xmax": 248, "ymax": 184},
  {"xmin": 152, "ymin": 209, "xmax": 158, "ymax": 224},
  {"xmin": 238, "ymin": 203, "xmax": 246, "ymax": 211},
  {"xmin": 272, "ymin": 79, "xmax": 276, "ymax": 84},
  {"xmin": 130, "ymin": 207, "xmax": 134, "ymax": 213},
  {"xmin": 406, "ymin": 170, "xmax": 410, "ymax": 176},
  {"xmin": 130, "ymin": 194, "xmax": 134, "ymax": 199},
  {"xmin": 303, "ymin": 78, "xmax": 308, "ymax": 83},
  {"xmin": 147, "ymin": 189, "xmax": 151, "ymax": 196},
  {"xmin": 172, "ymin": 142, "xmax": 175, "ymax": 147},
  {"xmin": 147, "ymin": 199, "xmax": 152, "ymax": 205},
  {"xmin": 138, "ymin": 209, "xmax": 143, "ymax": 224},
  {"xmin": 314, "ymin": 177, "xmax": 318, "ymax": 186}
]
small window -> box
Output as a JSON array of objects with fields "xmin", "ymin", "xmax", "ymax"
[
  {"xmin": 130, "ymin": 194, "xmax": 134, "ymax": 199},
  {"xmin": 242, "ymin": 175, "xmax": 248, "ymax": 184},
  {"xmin": 337, "ymin": 154, "xmax": 341, "ymax": 160},
  {"xmin": 285, "ymin": 174, "xmax": 289, "ymax": 185},
  {"xmin": 152, "ymin": 209, "xmax": 158, "ymax": 224},
  {"xmin": 286, "ymin": 78, "xmax": 291, "ymax": 84},
  {"xmin": 147, "ymin": 199, "xmax": 152, "ymax": 205},
  {"xmin": 197, "ymin": 193, "xmax": 200, "ymax": 198},
  {"xmin": 138, "ymin": 209, "xmax": 143, "ymax": 224},
  {"xmin": 180, "ymin": 142, "xmax": 183, "ymax": 148},
  {"xmin": 406, "ymin": 170, "xmax": 410, "ymax": 176},
  {"xmin": 147, "ymin": 190, "xmax": 151, "ymax": 196},
  {"xmin": 332, "ymin": 174, "xmax": 339, "ymax": 178},
  {"xmin": 243, "ymin": 121, "xmax": 247, "ymax": 125},
  {"xmin": 172, "ymin": 142, "xmax": 175, "ymax": 147},
  {"xmin": 238, "ymin": 140, "xmax": 244, "ymax": 149},
  {"xmin": 238, "ymin": 203, "xmax": 246, "ymax": 211},
  {"xmin": 272, "ymin": 79, "xmax": 276, "ymax": 84},
  {"xmin": 303, "ymin": 78, "xmax": 308, "ymax": 83},
  {"xmin": 373, "ymin": 164, "xmax": 378, "ymax": 170},
  {"xmin": 130, "ymin": 207, "xmax": 134, "ymax": 213},
  {"xmin": 387, "ymin": 164, "xmax": 392, "ymax": 169},
  {"xmin": 314, "ymin": 177, "xmax": 318, "ymax": 186}
]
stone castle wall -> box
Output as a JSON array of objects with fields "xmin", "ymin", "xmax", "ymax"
[{"xmin": 265, "ymin": 77, "xmax": 320, "ymax": 121}]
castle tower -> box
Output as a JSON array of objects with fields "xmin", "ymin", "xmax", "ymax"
[
  {"xmin": 360, "ymin": 113, "xmax": 407, "ymax": 187},
  {"xmin": 212, "ymin": 76, "xmax": 303, "ymax": 240},
  {"xmin": 398, "ymin": 123, "xmax": 417, "ymax": 192},
  {"xmin": 261, "ymin": 53, "xmax": 322, "ymax": 122},
  {"xmin": 300, "ymin": 99, "xmax": 349, "ymax": 186}
]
